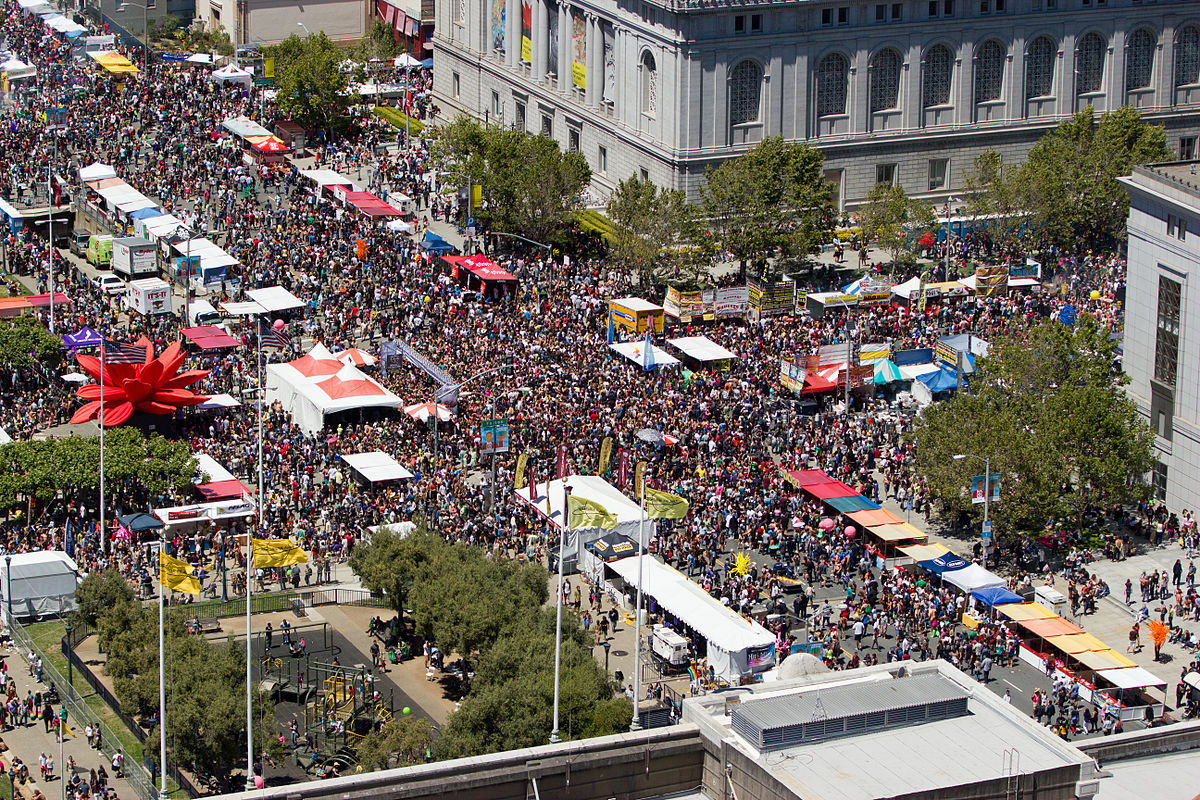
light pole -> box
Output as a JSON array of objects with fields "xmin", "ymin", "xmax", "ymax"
[
  {"xmin": 116, "ymin": 2, "xmax": 150, "ymax": 68},
  {"xmin": 156, "ymin": 539, "xmax": 168, "ymax": 800},
  {"xmin": 630, "ymin": 428, "xmax": 662, "ymax": 731},
  {"xmin": 942, "ymin": 196, "xmax": 960, "ymax": 279},
  {"xmin": 550, "ymin": 481, "xmax": 570, "ymax": 744},
  {"xmin": 173, "ymin": 225, "xmax": 193, "ymax": 325},
  {"xmin": 296, "ymin": 22, "xmax": 312, "ymax": 36},
  {"xmin": 429, "ymin": 366, "xmax": 503, "ymax": 529},
  {"xmin": 953, "ymin": 453, "xmax": 990, "ymax": 565}
]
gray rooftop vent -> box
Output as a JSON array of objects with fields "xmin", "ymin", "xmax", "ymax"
[{"xmin": 730, "ymin": 673, "xmax": 969, "ymax": 751}]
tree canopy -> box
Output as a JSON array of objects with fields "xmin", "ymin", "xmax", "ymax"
[
  {"xmin": 911, "ymin": 315, "xmax": 1154, "ymax": 539},
  {"xmin": 0, "ymin": 316, "xmax": 63, "ymax": 371},
  {"xmin": 857, "ymin": 182, "xmax": 936, "ymax": 268},
  {"xmin": 605, "ymin": 177, "xmax": 709, "ymax": 287},
  {"xmin": 266, "ymin": 32, "xmax": 357, "ymax": 134},
  {"xmin": 962, "ymin": 151, "xmax": 1029, "ymax": 260},
  {"xmin": 701, "ymin": 136, "xmax": 835, "ymax": 275},
  {"xmin": 432, "ymin": 115, "xmax": 591, "ymax": 244},
  {"xmin": 347, "ymin": 526, "xmax": 439, "ymax": 615}
]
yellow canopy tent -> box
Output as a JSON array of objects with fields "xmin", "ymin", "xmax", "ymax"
[
  {"xmin": 996, "ymin": 602, "xmax": 1056, "ymax": 622},
  {"xmin": 1072, "ymin": 648, "xmax": 1137, "ymax": 671},
  {"xmin": 897, "ymin": 542, "xmax": 950, "ymax": 561},
  {"xmin": 868, "ymin": 522, "xmax": 928, "ymax": 543},
  {"xmin": 1045, "ymin": 632, "xmax": 1108, "ymax": 654},
  {"xmin": 89, "ymin": 50, "xmax": 139, "ymax": 74}
]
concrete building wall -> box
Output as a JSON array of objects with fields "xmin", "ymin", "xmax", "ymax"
[
  {"xmin": 199, "ymin": 0, "xmax": 369, "ymax": 47},
  {"xmin": 1122, "ymin": 162, "xmax": 1200, "ymax": 513},
  {"xmin": 434, "ymin": 0, "xmax": 1200, "ymax": 207}
]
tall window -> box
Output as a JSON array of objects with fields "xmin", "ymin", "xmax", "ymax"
[
  {"xmin": 974, "ymin": 40, "xmax": 1005, "ymax": 102},
  {"xmin": 1076, "ymin": 32, "xmax": 1106, "ymax": 94},
  {"xmin": 922, "ymin": 44, "xmax": 953, "ymax": 107},
  {"xmin": 816, "ymin": 53, "xmax": 849, "ymax": 116},
  {"xmin": 641, "ymin": 51, "xmax": 657, "ymax": 116},
  {"xmin": 870, "ymin": 48, "xmax": 902, "ymax": 112},
  {"xmin": 1176, "ymin": 26, "xmax": 1200, "ymax": 87},
  {"xmin": 1025, "ymin": 36, "xmax": 1056, "ymax": 99},
  {"xmin": 729, "ymin": 60, "xmax": 763, "ymax": 126},
  {"xmin": 1126, "ymin": 29, "xmax": 1156, "ymax": 91},
  {"xmin": 1154, "ymin": 275, "xmax": 1181, "ymax": 387}
]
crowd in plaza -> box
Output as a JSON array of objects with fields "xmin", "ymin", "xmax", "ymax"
[{"xmin": 0, "ymin": 0, "xmax": 1198, "ymax": 759}]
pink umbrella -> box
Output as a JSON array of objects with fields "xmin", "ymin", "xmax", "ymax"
[
  {"xmin": 844, "ymin": 525, "xmax": 857, "ymax": 537},
  {"xmin": 818, "ymin": 518, "xmax": 836, "ymax": 531}
]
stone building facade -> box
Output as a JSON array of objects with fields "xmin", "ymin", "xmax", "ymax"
[{"xmin": 433, "ymin": 0, "xmax": 1200, "ymax": 207}]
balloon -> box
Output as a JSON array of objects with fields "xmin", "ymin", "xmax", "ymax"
[
  {"xmin": 273, "ymin": 319, "xmax": 285, "ymax": 330},
  {"xmin": 844, "ymin": 525, "xmax": 857, "ymax": 537},
  {"xmin": 916, "ymin": 580, "xmax": 927, "ymax": 587},
  {"xmin": 818, "ymin": 518, "xmax": 836, "ymax": 531},
  {"xmin": 1089, "ymin": 290, "xmax": 1100, "ymax": 300},
  {"xmin": 402, "ymin": 707, "xmax": 411, "ymax": 715}
]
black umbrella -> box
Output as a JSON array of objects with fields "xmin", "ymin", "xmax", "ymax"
[{"xmin": 117, "ymin": 512, "xmax": 164, "ymax": 533}]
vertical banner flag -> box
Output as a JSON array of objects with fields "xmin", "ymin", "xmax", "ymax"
[
  {"xmin": 618, "ymin": 448, "xmax": 629, "ymax": 487},
  {"xmin": 597, "ymin": 436, "xmax": 613, "ymax": 475},
  {"xmin": 521, "ymin": 0, "xmax": 532, "ymax": 62},
  {"xmin": 480, "ymin": 418, "xmax": 511, "ymax": 455},
  {"xmin": 634, "ymin": 461, "xmax": 646, "ymax": 499},
  {"xmin": 557, "ymin": 443, "xmax": 568, "ymax": 479},
  {"xmin": 514, "ymin": 452, "xmax": 529, "ymax": 489},
  {"xmin": 642, "ymin": 330, "xmax": 654, "ymax": 372},
  {"xmin": 571, "ymin": 10, "xmax": 586, "ymax": 89},
  {"xmin": 491, "ymin": 0, "xmax": 506, "ymax": 51},
  {"xmin": 970, "ymin": 474, "xmax": 1001, "ymax": 504}
]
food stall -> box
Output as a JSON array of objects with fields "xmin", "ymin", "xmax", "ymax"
[
  {"xmin": 609, "ymin": 297, "xmax": 666, "ymax": 334},
  {"xmin": 667, "ymin": 335, "xmax": 737, "ymax": 370}
]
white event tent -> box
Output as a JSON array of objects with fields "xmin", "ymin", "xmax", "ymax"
[
  {"xmin": 667, "ymin": 335, "xmax": 738, "ymax": 362},
  {"xmin": 608, "ymin": 555, "xmax": 776, "ymax": 681},
  {"xmin": 341, "ymin": 451, "xmax": 414, "ymax": 482},
  {"xmin": 609, "ymin": 340, "xmax": 680, "ymax": 368},
  {"xmin": 513, "ymin": 474, "xmax": 651, "ymax": 570},
  {"xmin": 265, "ymin": 344, "xmax": 404, "ymax": 434}
]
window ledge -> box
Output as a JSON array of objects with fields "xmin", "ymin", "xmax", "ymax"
[
  {"xmin": 731, "ymin": 121, "xmax": 764, "ymax": 129},
  {"xmin": 1076, "ymin": 90, "xmax": 1105, "ymax": 98},
  {"xmin": 817, "ymin": 112, "xmax": 849, "ymax": 120},
  {"xmin": 923, "ymin": 103, "xmax": 954, "ymax": 110},
  {"xmin": 1126, "ymin": 86, "xmax": 1154, "ymax": 95},
  {"xmin": 975, "ymin": 99, "xmax": 1005, "ymax": 106}
]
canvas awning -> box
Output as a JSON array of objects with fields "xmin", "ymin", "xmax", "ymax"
[
  {"xmin": 609, "ymin": 341, "xmax": 680, "ymax": 367},
  {"xmin": 182, "ymin": 325, "xmax": 240, "ymax": 350},
  {"xmin": 340, "ymin": 451, "xmax": 414, "ymax": 482},
  {"xmin": 970, "ymin": 586, "xmax": 1024, "ymax": 605},
  {"xmin": 846, "ymin": 509, "xmax": 904, "ymax": 528},
  {"xmin": 1072, "ymin": 649, "xmax": 1136, "ymax": 671},
  {"xmin": 897, "ymin": 543, "xmax": 951, "ymax": 562},
  {"xmin": 442, "ymin": 254, "xmax": 517, "ymax": 282},
  {"xmin": 667, "ymin": 335, "xmax": 737, "ymax": 361},
  {"xmin": 996, "ymin": 602, "xmax": 1056, "ymax": 621},
  {"xmin": 919, "ymin": 554, "xmax": 971, "ymax": 575},
  {"xmin": 1045, "ymin": 633, "xmax": 1108, "ymax": 654},
  {"xmin": 89, "ymin": 50, "xmax": 139, "ymax": 74},
  {"xmin": 941, "ymin": 563, "xmax": 1006, "ymax": 593},
  {"xmin": 1095, "ymin": 665, "xmax": 1167, "ymax": 689},
  {"xmin": 196, "ymin": 479, "xmax": 252, "ymax": 500},
  {"xmin": 805, "ymin": 480, "xmax": 858, "ymax": 499},
  {"xmin": 1018, "ymin": 617, "xmax": 1085, "ymax": 638},
  {"xmin": 245, "ymin": 286, "xmax": 305, "ymax": 312},
  {"xmin": 196, "ymin": 393, "xmax": 240, "ymax": 410},
  {"xmin": 221, "ymin": 115, "xmax": 272, "ymax": 138},
  {"xmin": 783, "ymin": 469, "xmax": 834, "ymax": 487},
  {"xmin": 824, "ymin": 496, "xmax": 880, "ymax": 513},
  {"xmin": 867, "ymin": 522, "xmax": 926, "ymax": 542}
]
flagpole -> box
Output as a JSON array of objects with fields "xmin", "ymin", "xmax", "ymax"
[
  {"xmin": 99, "ymin": 342, "xmax": 105, "ymax": 554},
  {"xmin": 630, "ymin": 468, "xmax": 646, "ymax": 731},
  {"xmin": 550, "ymin": 480, "xmax": 569, "ymax": 744},
  {"xmin": 158, "ymin": 543, "xmax": 168, "ymax": 800},
  {"xmin": 246, "ymin": 318, "xmax": 262, "ymax": 791}
]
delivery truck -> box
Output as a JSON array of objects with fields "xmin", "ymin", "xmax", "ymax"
[
  {"xmin": 123, "ymin": 277, "xmax": 172, "ymax": 316},
  {"xmin": 111, "ymin": 237, "xmax": 158, "ymax": 280}
]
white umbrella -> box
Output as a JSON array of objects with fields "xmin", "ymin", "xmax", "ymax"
[
  {"xmin": 394, "ymin": 53, "xmax": 422, "ymax": 68},
  {"xmin": 61, "ymin": 372, "xmax": 89, "ymax": 383},
  {"xmin": 403, "ymin": 402, "xmax": 454, "ymax": 423}
]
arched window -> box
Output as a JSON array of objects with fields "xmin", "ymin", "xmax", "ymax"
[
  {"xmin": 922, "ymin": 44, "xmax": 953, "ymax": 107},
  {"xmin": 729, "ymin": 60, "xmax": 763, "ymax": 126},
  {"xmin": 816, "ymin": 53, "xmax": 848, "ymax": 117},
  {"xmin": 1176, "ymin": 25, "xmax": 1200, "ymax": 88},
  {"xmin": 1076, "ymin": 32, "xmax": 1106, "ymax": 94},
  {"xmin": 974, "ymin": 40, "xmax": 1005, "ymax": 103},
  {"xmin": 870, "ymin": 48, "xmax": 901, "ymax": 112},
  {"xmin": 641, "ymin": 50, "xmax": 657, "ymax": 116},
  {"xmin": 1026, "ymin": 36, "xmax": 1056, "ymax": 99},
  {"xmin": 1126, "ymin": 30, "xmax": 1156, "ymax": 91}
]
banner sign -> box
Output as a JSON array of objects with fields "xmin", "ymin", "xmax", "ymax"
[
  {"xmin": 480, "ymin": 418, "xmax": 510, "ymax": 455},
  {"xmin": 714, "ymin": 285, "xmax": 749, "ymax": 318},
  {"xmin": 975, "ymin": 265, "xmax": 1008, "ymax": 297},
  {"xmin": 514, "ymin": 453, "xmax": 528, "ymax": 489},
  {"xmin": 571, "ymin": 11, "xmax": 586, "ymax": 89},
  {"xmin": 858, "ymin": 290, "xmax": 892, "ymax": 307},
  {"xmin": 663, "ymin": 287, "xmax": 681, "ymax": 318},
  {"xmin": 557, "ymin": 443, "xmax": 568, "ymax": 479},
  {"xmin": 748, "ymin": 277, "xmax": 795, "ymax": 317},
  {"xmin": 598, "ymin": 436, "xmax": 613, "ymax": 475},
  {"xmin": 970, "ymin": 474, "xmax": 1001, "ymax": 504},
  {"xmin": 780, "ymin": 359, "xmax": 805, "ymax": 393},
  {"xmin": 935, "ymin": 341, "xmax": 958, "ymax": 369},
  {"xmin": 850, "ymin": 364, "xmax": 874, "ymax": 389},
  {"xmin": 520, "ymin": 0, "xmax": 532, "ymax": 62},
  {"xmin": 1009, "ymin": 262, "xmax": 1040, "ymax": 279}
]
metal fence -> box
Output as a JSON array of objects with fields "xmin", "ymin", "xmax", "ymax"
[
  {"xmin": 172, "ymin": 587, "xmax": 386, "ymax": 622},
  {"xmin": 7, "ymin": 616, "xmax": 158, "ymax": 800}
]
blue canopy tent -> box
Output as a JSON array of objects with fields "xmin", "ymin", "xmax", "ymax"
[
  {"xmin": 825, "ymin": 495, "xmax": 880, "ymax": 513},
  {"xmin": 420, "ymin": 58, "xmax": 433, "ymax": 68},
  {"xmin": 972, "ymin": 586, "xmax": 1025, "ymax": 606},
  {"xmin": 918, "ymin": 554, "xmax": 970, "ymax": 575},
  {"xmin": 129, "ymin": 207, "xmax": 163, "ymax": 222},
  {"xmin": 420, "ymin": 231, "xmax": 454, "ymax": 254},
  {"xmin": 62, "ymin": 326, "xmax": 103, "ymax": 350},
  {"xmin": 916, "ymin": 367, "xmax": 959, "ymax": 394}
]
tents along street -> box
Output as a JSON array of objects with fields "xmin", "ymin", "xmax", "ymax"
[{"xmin": 0, "ymin": 3, "xmax": 1197, "ymax": 800}]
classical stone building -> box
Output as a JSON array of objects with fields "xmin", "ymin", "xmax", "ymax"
[{"xmin": 432, "ymin": 0, "xmax": 1200, "ymax": 208}]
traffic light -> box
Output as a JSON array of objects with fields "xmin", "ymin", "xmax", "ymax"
[{"xmin": 501, "ymin": 355, "xmax": 514, "ymax": 375}]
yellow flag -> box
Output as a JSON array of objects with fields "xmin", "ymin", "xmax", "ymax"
[
  {"xmin": 634, "ymin": 461, "xmax": 646, "ymax": 499},
  {"xmin": 159, "ymin": 552, "xmax": 201, "ymax": 596},
  {"xmin": 566, "ymin": 495, "xmax": 617, "ymax": 530},
  {"xmin": 644, "ymin": 488, "xmax": 689, "ymax": 519},
  {"xmin": 597, "ymin": 436, "xmax": 613, "ymax": 475},
  {"xmin": 514, "ymin": 453, "xmax": 529, "ymax": 490},
  {"xmin": 253, "ymin": 538, "xmax": 309, "ymax": 569}
]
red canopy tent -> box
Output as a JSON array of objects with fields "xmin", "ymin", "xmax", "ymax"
[
  {"xmin": 26, "ymin": 292, "xmax": 72, "ymax": 308},
  {"xmin": 341, "ymin": 190, "xmax": 403, "ymax": 218},
  {"xmin": 251, "ymin": 137, "xmax": 291, "ymax": 153},
  {"xmin": 182, "ymin": 325, "xmax": 240, "ymax": 350},
  {"xmin": 196, "ymin": 479, "xmax": 252, "ymax": 500},
  {"xmin": 804, "ymin": 480, "xmax": 858, "ymax": 499},
  {"xmin": 317, "ymin": 375, "xmax": 387, "ymax": 399},
  {"xmin": 783, "ymin": 469, "xmax": 833, "ymax": 487}
]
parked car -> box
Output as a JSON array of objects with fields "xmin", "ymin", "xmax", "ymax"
[
  {"xmin": 93, "ymin": 274, "xmax": 126, "ymax": 296},
  {"xmin": 68, "ymin": 229, "xmax": 91, "ymax": 257}
]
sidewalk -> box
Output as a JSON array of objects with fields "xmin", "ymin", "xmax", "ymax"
[{"xmin": 0, "ymin": 645, "xmax": 139, "ymax": 800}]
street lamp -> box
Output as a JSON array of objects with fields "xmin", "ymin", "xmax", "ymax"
[
  {"xmin": 173, "ymin": 225, "xmax": 193, "ymax": 325},
  {"xmin": 296, "ymin": 22, "xmax": 312, "ymax": 36},
  {"xmin": 942, "ymin": 196, "xmax": 961, "ymax": 279},
  {"xmin": 64, "ymin": 623, "xmax": 72, "ymax": 700},
  {"xmin": 953, "ymin": 453, "xmax": 991, "ymax": 565},
  {"xmin": 116, "ymin": 2, "xmax": 150, "ymax": 68}
]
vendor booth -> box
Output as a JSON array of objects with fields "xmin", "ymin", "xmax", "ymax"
[
  {"xmin": 577, "ymin": 531, "xmax": 641, "ymax": 584},
  {"xmin": 440, "ymin": 255, "xmax": 518, "ymax": 300},
  {"xmin": 668, "ymin": 336, "xmax": 737, "ymax": 370},
  {"xmin": 609, "ymin": 297, "xmax": 665, "ymax": 334},
  {"xmin": 0, "ymin": 552, "xmax": 80, "ymax": 620},
  {"xmin": 607, "ymin": 555, "xmax": 776, "ymax": 682},
  {"xmin": 513, "ymin": 474, "xmax": 650, "ymax": 574},
  {"xmin": 804, "ymin": 291, "xmax": 859, "ymax": 319},
  {"xmin": 265, "ymin": 344, "xmax": 405, "ymax": 434},
  {"xmin": 610, "ymin": 340, "xmax": 679, "ymax": 369},
  {"xmin": 340, "ymin": 451, "xmax": 415, "ymax": 482}
]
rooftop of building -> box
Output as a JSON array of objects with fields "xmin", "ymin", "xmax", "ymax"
[
  {"xmin": 681, "ymin": 659, "xmax": 1094, "ymax": 800},
  {"xmin": 1129, "ymin": 160, "xmax": 1200, "ymax": 200}
]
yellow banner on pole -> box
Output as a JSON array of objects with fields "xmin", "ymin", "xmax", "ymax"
[{"xmin": 159, "ymin": 552, "xmax": 201, "ymax": 595}]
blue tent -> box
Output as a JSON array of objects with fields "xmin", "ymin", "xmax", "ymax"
[
  {"xmin": 420, "ymin": 231, "xmax": 454, "ymax": 253},
  {"xmin": 971, "ymin": 586, "xmax": 1025, "ymax": 606},
  {"xmin": 129, "ymin": 207, "xmax": 163, "ymax": 221},
  {"xmin": 916, "ymin": 367, "xmax": 959, "ymax": 393},
  {"xmin": 420, "ymin": 58, "xmax": 433, "ymax": 69},
  {"xmin": 918, "ymin": 554, "xmax": 970, "ymax": 575},
  {"xmin": 873, "ymin": 359, "xmax": 902, "ymax": 384},
  {"xmin": 825, "ymin": 495, "xmax": 880, "ymax": 513},
  {"xmin": 62, "ymin": 327, "xmax": 103, "ymax": 350}
]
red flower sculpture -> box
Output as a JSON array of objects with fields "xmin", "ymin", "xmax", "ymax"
[{"xmin": 70, "ymin": 337, "xmax": 210, "ymax": 427}]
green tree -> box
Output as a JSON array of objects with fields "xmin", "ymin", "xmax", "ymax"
[
  {"xmin": 356, "ymin": 20, "xmax": 399, "ymax": 61},
  {"xmin": 71, "ymin": 569, "xmax": 135, "ymax": 629},
  {"xmin": 911, "ymin": 315, "xmax": 1154, "ymax": 541},
  {"xmin": 962, "ymin": 151, "xmax": 1029, "ymax": 260},
  {"xmin": 858, "ymin": 182, "xmax": 936, "ymax": 268},
  {"xmin": 348, "ymin": 527, "xmax": 441, "ymax": 615},
  {"xmin": 356, "ymin": 715, "xmax": 435, "ymax": 771},
  {"xmin": 267, "ymin": 32, "xmax": 357, "ymax": 134},
  {"xmin": 433, "ymin": 115, "xmax": 592, "ymax": 244},
  {"xmin": 605, "ymin": 177, "xmax": 706, "ymax": 287},
  {"xmin": 1016, "ymin": 105, "xmax": 1171, "ymax": 251},
  {"xmin": 701, "ymin": 136, "xmax": 835, "ymax": 276},
  {"xmin": 0, "ymin": 316, "xmax": 63, "ymax": 370}
]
